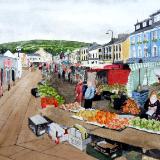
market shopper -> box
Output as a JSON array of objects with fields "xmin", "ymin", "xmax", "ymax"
[
  {"xmin": 75, "ymin": 79, "xmax": 83, "ymax": 106},
  {"xmin": 143, "ymin": 91, "xmax": 160, "ymax": 120},
  {"xmin": 84, "ymin": 81, "xmax": 95, "ymax": 109},
  {"xmin": 82, "ymin": 81, "xmax": 88, "ymax": 97},
  {"xmin": 62, "ymin": 70, "xmax": 65, "ymax": 81}
]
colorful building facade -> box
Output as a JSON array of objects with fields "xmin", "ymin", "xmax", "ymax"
[{"xmin": 129, "ymin": 10, "xmax": 160, "ymax": 63}]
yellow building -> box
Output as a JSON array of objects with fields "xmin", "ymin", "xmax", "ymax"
[
  {"xmin": 121, "ymin": 37, "xmax": 130, "ymax": 63},
  {"xmin": 102, "ymin": 34, "xmax": 130, "ymax": 64},
  {"xmin": 79, "ymin": 46, "xmax": 89, "ymax": 66}
]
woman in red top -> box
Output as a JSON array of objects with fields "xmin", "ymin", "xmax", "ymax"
[{"xmin": 75, "ymin": 79, "xmax": 83, "ymax": 106}]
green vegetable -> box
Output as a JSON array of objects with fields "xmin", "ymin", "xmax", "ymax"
[{"xmin": 37, "ymin": 83, "xmax": 65, "ymax": 105}]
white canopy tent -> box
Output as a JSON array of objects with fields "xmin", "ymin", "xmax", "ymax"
[{"xmin": 4, "ymin": 50, "xmax": 16, "ymax": 58}]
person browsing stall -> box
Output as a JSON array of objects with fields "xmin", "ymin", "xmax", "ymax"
[
  {"xmin": 75, "ymin": 79, "xmax": 83, "ymax": 106},
  {"xmin": 84, "ymin": 81, "xmax": 95, "ymax": 109}
]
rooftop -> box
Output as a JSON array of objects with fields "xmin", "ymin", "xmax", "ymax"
[
  {"xmin": 131, "ymin": 21, "xmax": 160, "ymax": 35},
  {"xmin": 103, "ymin": 34, "xmax": 129, "ymax": 46},
  {"xmin": 150, "ymin": 9, "xmax": 160, "ymax": 17}
]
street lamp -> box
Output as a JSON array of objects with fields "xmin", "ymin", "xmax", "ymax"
[
  {"xmin": 106, "ymin": 29, "xmax": 114, "ymax": 64},
  {"xmin": 16, "ymin": 46, "xmax": 21, "ymax": 58}
]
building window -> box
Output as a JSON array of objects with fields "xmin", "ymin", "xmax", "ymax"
[
  {"xmin": 119, "ymin": 44, "xmax": 121, "ymax": 52},
  {"xmin": 109, "ymin": 46, "xmax": 111, "ymax": 52},
  {"xmin": 138, "ymin": 47, "xmax": 142, "ymax": 58},
  {"xmin": 106, "ymin": 47, "xmax": 108, "ymax": 53},
  {"xmin": 131, "ymin": 37, "xmax": 135, "ymax": 44},
  {"xmin": 136, "ymin": 24, "xmax": 140, "ymax": 30},
  {"xmin": 154, "ymin": 14, "xmax": 160, "ymax": 23},
  {"xmin": 109, "ymin": 54, "xmax": 112, "ymax": 59},
  {"xmin": 132, "ymin": 47, "xmax": 136, "ymax": 58},
  {"xmin": 152, "ymin": 31, "xmax": 158, "ymax": 40},
  {"xmin": 149, "ymin": 19, "xmax": 152, "ymax": 25},
  {"xmin": 119, "ymin": 53, "xmax": 121, "ymax": 59},
  {"xmin": 144, "ymin": 47, "xmax": 148, "ymax": 57},
  {"xmin": 116, "ymin": 53, "xmax": 118, "ymax": 60},
  {"xmin": 143, "ymin": 21, "xmax": 147, "ymax": 27},
  {"xmin": 153, "ymin": 46, "xmax": 158, "ymax": 57},
  {"xmin": 138, "ymin": 35, "xmax": 142, "ymax": 42},
  {"xmin": 143, "ymin": 33, "xmax": 148, "ymax": 41},
  {"xmin": 105, "ymin": 54, "xmax": 107, "ymax": 60},
  {"xmin": 116, "ymin": 45, "xmax": 118, "ymax": 51},
  {"xmin": 99, "ymin": 49, "xmax": 101, "ymax": 52}
]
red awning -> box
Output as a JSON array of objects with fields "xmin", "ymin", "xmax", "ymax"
[{"xmin": 103, "ymin": 64, "xmax": 123, "ymax": 69}]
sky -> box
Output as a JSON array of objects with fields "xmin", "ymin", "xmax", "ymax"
[{"xmin": 0, "ymin": 0, "xmax": 160, "ymax": 44}]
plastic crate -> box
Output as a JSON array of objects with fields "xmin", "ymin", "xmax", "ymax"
[
  {"xmin": 86, "ymin": 143, "xmax": 122, "ymax": 160},
  {"xmin": 28, "ymin": 115, "xmax": 49, "ymax": 136}
]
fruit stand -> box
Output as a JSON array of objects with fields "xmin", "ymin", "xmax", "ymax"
[{"xmin": 41, "ymin": 106, "xmax": 160, "ymax": 150}]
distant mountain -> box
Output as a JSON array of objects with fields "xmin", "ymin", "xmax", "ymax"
[{"xmin": 0, "ymin": 40, "xmax": 90, "ymax": 55}]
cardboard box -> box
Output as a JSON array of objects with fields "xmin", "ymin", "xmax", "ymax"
[{"xmin": 68, "ymin": 127, "xmax": 91, "ymax": 151}]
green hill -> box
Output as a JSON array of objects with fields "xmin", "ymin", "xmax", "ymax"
[{"xmin": 0, "ymin": 40, "xmax": 90, "ymax": 55}]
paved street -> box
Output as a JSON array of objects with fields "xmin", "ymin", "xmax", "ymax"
[{"xmin": 0, "ymin": 70, "xmax": 95, "ymax": 160}]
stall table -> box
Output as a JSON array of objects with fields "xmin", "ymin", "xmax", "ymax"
[{"xmin": 41, "ymin": 107, "xmax": 160, "ymax": 150}]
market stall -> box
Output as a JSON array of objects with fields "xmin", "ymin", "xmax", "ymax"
[{"xmin": 41, "ymin": 107, "xmax": 160, "ymax": 150}]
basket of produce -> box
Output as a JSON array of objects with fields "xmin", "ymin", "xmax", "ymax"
[
  {"xmin": 59, "ymin": 102, "xmax": 84, "ymax": 112},
  {"xmin": 122, "ymin": 98, "xmax": 141, "ymax": 115}
]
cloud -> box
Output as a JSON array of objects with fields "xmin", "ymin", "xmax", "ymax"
[{"xmin": 0, "ymin": 0, "xmax": 160, "ymax": 44}]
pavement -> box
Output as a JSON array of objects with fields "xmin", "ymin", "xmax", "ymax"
[{"xmin": 0, "ymin": 70, "xmax": 95, "ymax": 160}]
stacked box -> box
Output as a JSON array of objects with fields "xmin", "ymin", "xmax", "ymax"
[{"xmin": 68, "ymin": 127, "xmax": 91, "ymax": 151}]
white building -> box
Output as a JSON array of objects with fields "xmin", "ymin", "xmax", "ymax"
[
  {"xmin": 4, "ymin": 50, "xmax": 22, "ymax": 78},
  {"xmin": 69, "ymin": 49, "xmax": 80, "ymax": 64},
  {"xmin": 88, "ymin": 44, "xmax": 103, "ymax": 67},
  {"xmin": 27, "ymin": 54, "xmax": 42, "ymax": 65},
  {"xmin": 35, "ymin": 48, "xmax": 53, "ymax": 63},
  {"xmin": 14, "ymin": 52, "xmax": 28, "ymax": 67}
]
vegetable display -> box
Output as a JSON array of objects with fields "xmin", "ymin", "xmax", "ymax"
[
  {"xmin": 38, "ymin": 84, "xmax": 65, "ymax": 105},
  {"xmin": 129, "ymin": 117, "xmax": 160, "ymax": 132},
  {"xmin": 59, "ymin": 102, "xmax": 81, "ymax": 111},
  {"xmin": 122, "ymin": 98, "xmax": 140, "ymax": 115},
  {"xmin": 75, "ymin": 110, "xmax": 129, "ymax": 130},
  {"xmin": 75, "ymin": 110, "xmax": 98, "ymax": 121}
]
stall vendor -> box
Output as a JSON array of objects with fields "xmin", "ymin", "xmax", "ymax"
[{"xmin": 143, "ymin": 91, "xmax": 160, "ymax": 120}]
